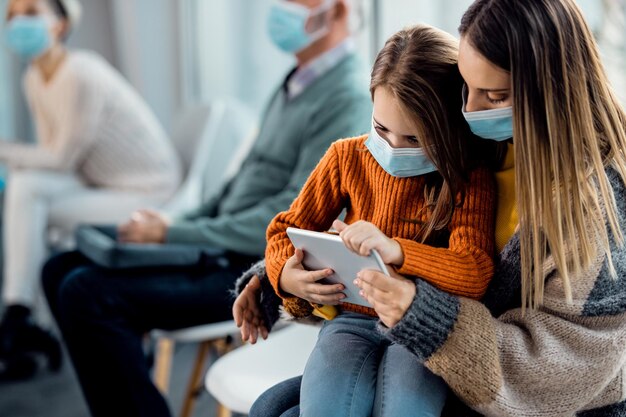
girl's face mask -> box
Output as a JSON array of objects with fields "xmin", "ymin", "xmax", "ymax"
[{"xmin": 365, "ymin": 119, "xmax": 437, "ymax": 178}]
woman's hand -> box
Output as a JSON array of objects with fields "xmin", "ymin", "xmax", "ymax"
[
  {"xmin": 354, "ymin": 268, "xmax": 416, "ymax": 328},
  {"xmin": 117, "ymin": 209, "xmax": 170, "ymax": 244},
  {"xmin": 333, "ymin": 220, "xmax": 404, "ymax": 265},
  {"xmin": 280, "ymin": 249, "xmax": 346, "ymax": 304},
  {"xmin": 233, "ymin": 275, "xmax": 268, "ymax": 344}
]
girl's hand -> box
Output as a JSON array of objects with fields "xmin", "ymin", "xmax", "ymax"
[
  {"xmin": 354, "ymin": 268, "xmax": 416, "ymax": 328},
  {"xmin": 333, "ymin": 220, "xmax": 404, "ymax": 265},
  {"xmin": 232, "ymin": 275, "xmax": 268, "ymax": 344},
  {"xmin": 280, "ymin": 249, "xmax": 346, "ymax": 305}
]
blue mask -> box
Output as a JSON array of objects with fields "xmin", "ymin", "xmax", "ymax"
[
  {"xmin": 365, "ymin": 122, "xmax": 437, "ymax": 178},
  {"xmin": 4, "ymin": 16, "xmax": 51, "ymax": 59},
  {"xmin": 462, "ymin": 89, "xmax": 513, "ymax": 141},
  {"xmin": 267, "ymin": 0, "xmax": 334, "ymax": 53}
]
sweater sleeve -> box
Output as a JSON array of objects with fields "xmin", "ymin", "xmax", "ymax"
[
  {"xmin": 0, "ymin": 67, "xmax": 104, "ymax": 170},
  {"xmin": 265, "ymin": 142, "xmax": 347, "ymax": 298},
  {"xmin": 165, "ymin": 95, "xmax": 371, "ymax": 255},
  {"xmin": 394, "ymin": 167, "xmax": 496, "ymax": 299},
  {"xmin": 383, "ymin": 256, "xmax": 626, "ymax": 415}
]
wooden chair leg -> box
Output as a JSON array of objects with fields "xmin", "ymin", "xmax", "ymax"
[
  {"xmin": 217, "ymin": 403, "xmax": 233, "ymax": 417},
  {"xmin": 180, "ymin": 341, "xmax": 211, "ymax": 417},
  {"xmin": 154, "ymin": 337, "xmax": 175, "ymax": 394}
]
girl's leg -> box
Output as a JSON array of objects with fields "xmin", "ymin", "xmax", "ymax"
[
  {"xmin": 373, "ymin": 343, "xmax": 447, "ymax": 417},
  {"xmin": 249, "ymin": 376, "xmax": 302, "ymax": 417},
  {"xmin": 300, "ymin": 313, "xmax": 384, "ymax": 417}
]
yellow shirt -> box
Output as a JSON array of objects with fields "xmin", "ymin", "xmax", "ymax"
[{"xmin": 494, "ymin": 143, "xmax": 518, "ymax": 252}]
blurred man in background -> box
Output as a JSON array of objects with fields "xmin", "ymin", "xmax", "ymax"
[{"xmin": 43, "ymin": 1, "xmax": 371, "ymax": 416}]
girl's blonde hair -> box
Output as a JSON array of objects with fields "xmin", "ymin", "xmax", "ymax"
[{"xmin": 460, "ymin": 0, "xmax": 626, "ymax": 309}]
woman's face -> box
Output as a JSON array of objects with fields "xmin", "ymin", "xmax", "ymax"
[
  {"xmin": 458, "ymin": 37, "xmax": 512, "ymax": 112},
  {"xmin": 6, "ymin": 0, "xmax": 64, "ymax": 43},
  {"xmin": 372, "ymin": 86, "xmax": 421, "ymax": 149}
]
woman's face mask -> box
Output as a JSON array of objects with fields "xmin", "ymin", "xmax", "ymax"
[
  {"xmin": 267, "ymin": 0, "xmax": 336, "ymax": 53},
  {"xmin": 462, "ymin": 87, "xmax": 513, "ymax": 141},
  {"xmin": 4, "ymin": 15, "xmax": 52, "ymax": 59},
  {"xmin": 458, "ymin": 38, "xmax": 513, "ymax": 141}
]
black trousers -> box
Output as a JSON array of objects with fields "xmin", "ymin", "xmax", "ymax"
[{"xmin": 42, "ymin": 250, "xmax": 258, "ymax": 417}]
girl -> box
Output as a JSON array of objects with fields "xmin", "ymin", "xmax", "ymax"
[{"xmin": 264, "ymin": 24, "xmax": 498, "ymax": 417}]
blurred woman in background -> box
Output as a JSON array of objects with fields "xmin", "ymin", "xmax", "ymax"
[{"xmin": 0, "ymin": 0, "xmax": 181, "ymax": 380}]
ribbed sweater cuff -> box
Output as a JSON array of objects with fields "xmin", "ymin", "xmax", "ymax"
[{"xmin": 380, "ymin": 279, "xmax": 460, "ymax": 361}]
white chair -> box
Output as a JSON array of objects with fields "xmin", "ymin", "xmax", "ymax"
[
  {"xmin": 151, "ymin": 99, "xmax": 257, "ymax": 417},
  {"xmin": 206, "ymin": 323, "xmax": 320, "ymax": 416},
  {"xmin": 163, "ymin": 99, "xmax": 257, "ymax": 217},
  {"xmin": 152, "ymin": 321, "xmax": 242, "ymax": 417}
]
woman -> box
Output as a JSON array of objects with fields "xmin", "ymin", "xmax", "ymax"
[
  {"xmin": 0, "ymin": 0, "xmax": 181, "ymax": 379},
  {"xmin": 235, "ymin": 0, "xmax": 626, "ymax": 415}
]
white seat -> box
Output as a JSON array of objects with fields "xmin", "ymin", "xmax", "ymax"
[
  {"xmin": 152, "ymin": 321, "xmax": 240, "ymax": 343},
  {"xmin": 150, "ymin": 98, "xmax": 257, "ymax": 417},
  {"xmin": 206, "ymin": 323, "xmax": 320, "ymax": 415},
  {"xmin": 163, "ymin": 99, "xmax": 257, "ymax": 217}
]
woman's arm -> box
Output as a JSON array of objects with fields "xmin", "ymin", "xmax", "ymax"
[
  {"xmin": 0, "ymin": 69, "xmax": 104, "ymax": 170},
  {"xmin": 394, "ymin": 166, "xmax": 496, "ymax": 299},
  {"xmin": 363, "ymin": 243, "xmax": 626, "ymax": 416}
]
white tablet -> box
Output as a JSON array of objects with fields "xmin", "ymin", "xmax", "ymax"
[{"xmin": 286, "ymin": 227, "xmax": 390, "ymax": 308}]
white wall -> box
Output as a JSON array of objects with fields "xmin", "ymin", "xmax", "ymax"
[
  {"xmin": 68, "ymin": 0, "xmax": 117, "ymax": 65},
  {"xmin": 110, "ymin": 0, "xmax": 181, "ymax": 132}
]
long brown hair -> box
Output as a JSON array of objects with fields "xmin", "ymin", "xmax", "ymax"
[
  {"xmin": 370, "ymin": 24, "xmax": 501, "ymax": 242},
  {"xmin": 460, "ymin": 0, "xmax": 626, "ymax": 309}
]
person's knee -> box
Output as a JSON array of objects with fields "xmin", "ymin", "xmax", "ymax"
[
  {"xmin": 7, "ymin": 169, "xmax": 49, "ymax": 196},
  {"xmin": 56, "ymin": 267, "xmax": 104, "ymax": 328},
  {"xmin": 42, "ymin": 252, "xmax": 84, "ymax": 305}
]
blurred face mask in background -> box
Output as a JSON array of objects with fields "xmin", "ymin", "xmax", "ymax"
[
  {"xmin": 4, "ymin": 15, "xmax": 52, "ymax": 59},
  {"xmin": 267, "ymin": 0, "xmax": 337, "ymax": 53}
]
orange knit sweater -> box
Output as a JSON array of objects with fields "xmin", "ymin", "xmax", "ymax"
[{"xmin": 265, "ymin": 135, "xmax": 496, "ymax": 317}]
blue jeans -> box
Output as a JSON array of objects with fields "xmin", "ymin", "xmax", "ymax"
[{"xmin": 300, "ymin": 312, "xmax": 447, "ymax": 417}]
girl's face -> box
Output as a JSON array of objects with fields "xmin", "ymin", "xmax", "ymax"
[
  {"xmin": 458, "ymin": 37, "xmax": 512, "ymax": 112},
  {"xmin": 372, "ymin": 86, "xmax": 421, "ymax": 149}
]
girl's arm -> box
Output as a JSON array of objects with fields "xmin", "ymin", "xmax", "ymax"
[
  {"xmin": 394, "ymin": 166, "xmax": 496, "ymax": 299},
  {"xmin": 265, "ymin": 142, "xmax": 347, "ymax": 298}
]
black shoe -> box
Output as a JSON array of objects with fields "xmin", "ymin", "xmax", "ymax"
[
  {"xmin": 0, "ymin": 354, "xmax": 38, "ymax": 382},
  {"xmin": 19, "ymin": 324, "xmax": 62, "ymax": 372},
  {"xmin": 0, "ymin": 305, "xmax": 63, "ymax": 379}
]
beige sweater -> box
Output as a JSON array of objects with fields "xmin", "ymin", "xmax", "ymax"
[{"xmin": 1, "ymin": 50, "xmax": 181, "ymax": 193}]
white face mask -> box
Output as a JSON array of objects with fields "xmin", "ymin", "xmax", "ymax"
[
  {"xmin": 267, "ymin": 0, "xmax": 336, "ymax": 53},
  {"xmin": 364, "ymin": 120, "xmax": 437, "ymax": 178}
]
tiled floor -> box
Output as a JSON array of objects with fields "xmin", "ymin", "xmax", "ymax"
[{"xmin": 0, "ymin": 338, "xmax": 227, "ymax": 417}]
